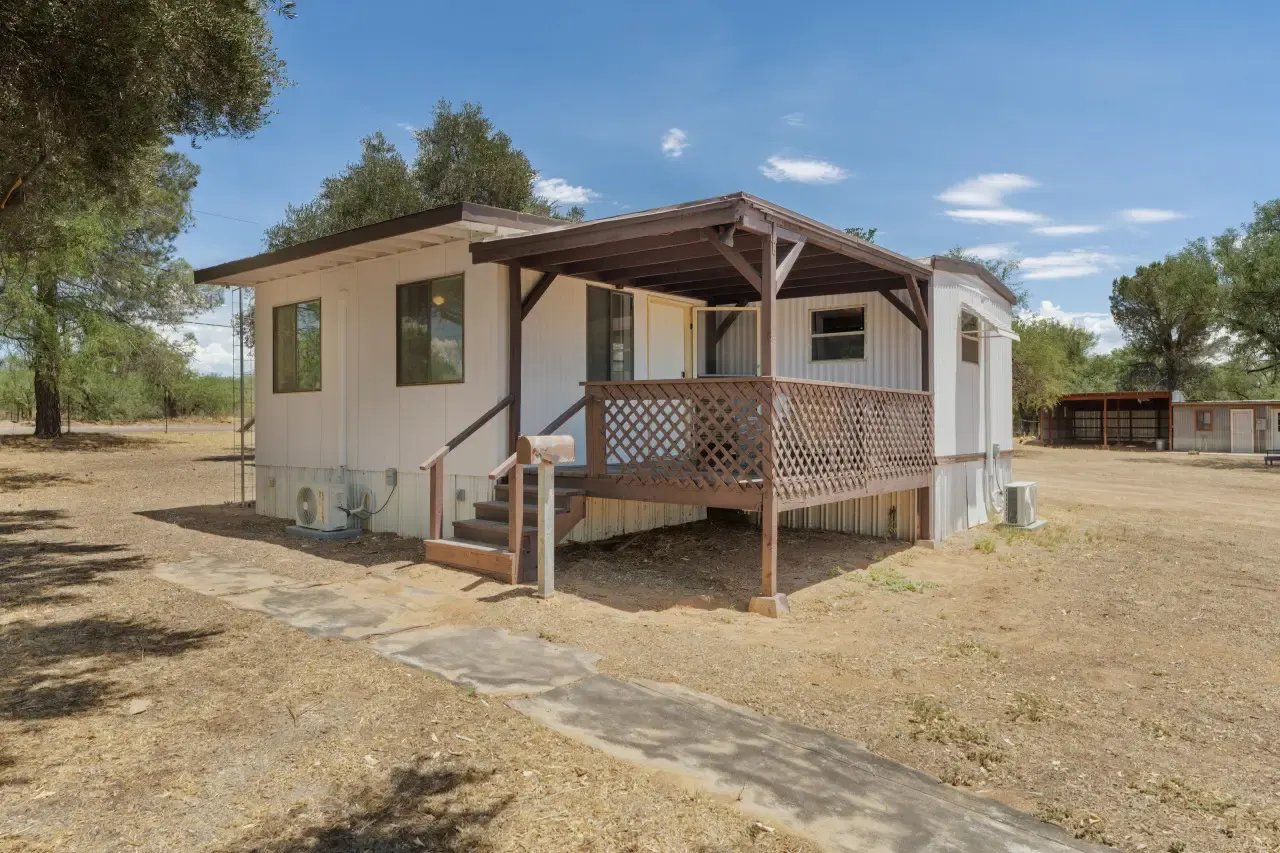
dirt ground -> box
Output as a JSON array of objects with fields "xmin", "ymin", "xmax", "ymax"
[{"xmin": 2, "ymin": 434, "xmax": 1277, "ymax": 852}]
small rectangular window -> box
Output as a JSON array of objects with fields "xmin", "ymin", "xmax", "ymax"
[
  {"xmin": 961, "ymin": 312, "xmax": 980, "ymax": 364},
  {"xmin": 810, "ymin": 306, "xmax": 865, "ymax": 362},
  {"xmin": 397, "ymin": 275, "xmax": 465, "ymax": 386},
  {"xmin": 1195, "ymin": 409, "xmax": 1213, "ymax": 431},
  {"xmin": 273, "ymin": 299, "xmax": 321, "ymax": 393},
  {"xmin": 586, "ymin": 287, "xmax": 634, "ymax": 380}
]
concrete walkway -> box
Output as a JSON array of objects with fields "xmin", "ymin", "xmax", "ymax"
[{"xmin": 155, "ymin": 555, "xmax": 1107, "ymax": 853}]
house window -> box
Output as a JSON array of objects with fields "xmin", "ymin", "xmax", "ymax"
[
  {"xmin": 961, "ymin": 312, "xmax": 981, "ymax": 364},
  {"xmin": 273, "ymin": 299, "xmax": 321, "ymax": 393},
  {"xmin": 397, "ymin": 275, "xmax": 465, "ymax": 386},
  {"xmin": 810, "ymin": 306, "xmax": 865, "ymax": 362},
  {"xmin": 1195, "ymin": 409, "xmax": 1214, "ymax": 431},
  {"xmin": 586, "ymin": 287, "xmax": 634, "ymax": 380}
]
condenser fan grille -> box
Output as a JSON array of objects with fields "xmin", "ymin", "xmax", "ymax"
[{"xmin": 296, "ymin": 486, "xmax": 319, "ymax": 526}]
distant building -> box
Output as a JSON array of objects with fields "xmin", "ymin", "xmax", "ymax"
[
  {"xmin": 1171, "ymin": 401, "xmax": 1280, "ymax": 453},
  {"xmin": 1039, "ymin": 391, "xmax": 1179, "ymax": 449}
]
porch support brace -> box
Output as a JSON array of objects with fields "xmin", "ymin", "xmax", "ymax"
[
  {"xmin": 507, "ymin": 263, "xmax": 522, "ymax": 455},
  {"xmin": 700, "ymin": 228, "xmax": 762, "ymax": 292},
  {"xmin": 881, "ymin": 288, "xmax": 921, "ymax": 329},
  {"xmin": 519, "ymin": 271, "xmax": 558, "ymax": 320},
  {"xmin": 750, "ymin": 226, "xmax": 788, "ymax": 618},
  {"xmin": 774, "ymin": 238, "xmax": 807, "ymax": 288},
  {"xmin": 903, "ymin": 274, "xmax": 933, "ymax": 543}
]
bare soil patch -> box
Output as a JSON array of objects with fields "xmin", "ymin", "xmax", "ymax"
[
  {"xmin": 2, "ymin": 436, "xmax": 1277, "ymax": 851},
  {"xmin": 0, "ymin": 433, "xmax": 814, "ymax": 853}
]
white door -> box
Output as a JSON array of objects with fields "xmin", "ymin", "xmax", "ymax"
[
  {"xmin": 1270, "ymin": 408, "xmax": 1280, "ymax": 452},
  {"xmin": 1230, "ymin": 409, "xmax": 1254, "ymax": 453},
  {"xmin": 647, "ymin": 299, "xmax": 689, "ymax": 379}
]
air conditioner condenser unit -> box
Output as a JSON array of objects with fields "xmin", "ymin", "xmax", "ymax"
[
  {"xmin": 1003, "ymin": 481, "xmax": 1046, "ymax": 530},
  {"xmin": 294, "ymin": 483, "xmax": 351, "ymax": 532}
]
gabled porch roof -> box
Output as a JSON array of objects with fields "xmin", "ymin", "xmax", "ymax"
[{"xmin": 470, "ymin": 192, "xmax": 931, "ymax": 306}]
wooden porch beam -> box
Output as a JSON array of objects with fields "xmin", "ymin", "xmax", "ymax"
[
  {"xmin": 646, "ymin": 265, "xmax": 894, "ymax": 296},
  {"xmin": 507, "ymin": 264, "xmax": 523, "ymax": 454},
  {"xmin": 519, "ymin": 271, "xmax": 558, "ymax": 320},
  {"xmin": 774, "ymin": 238, "xmax": 807, "ymax": 287},
  {"xmin": 519, "ymin": 232, "xmax": 708, "ymax": 270},
  {"xmin": 880, "ymin": 288, "xmax": 921, "ymax": 329},
  {"xmin": 700, "ymin": 228, "xmax": 762, "ymax": 292}
]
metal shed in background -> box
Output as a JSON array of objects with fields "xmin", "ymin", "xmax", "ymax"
[
  {"xmin": 1039, "ymin": 391, "xmax": 1178, "ymax": 449},
  {"xmin": 1171, "ymin": 400, "xmax": 1280, "ymax": 453}
]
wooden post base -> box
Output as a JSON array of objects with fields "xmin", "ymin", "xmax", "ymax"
[{"xmin": 748, "ymin": 593, "xmax": 791, "ymax": 618}]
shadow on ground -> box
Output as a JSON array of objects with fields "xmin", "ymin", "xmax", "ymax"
[
  {"xmin": 0, "ymin": 511, "xmax": 145, "ymax": 609},
  {"xmin": 1125, "ymin": 453, "xmax": 1280, "ymax": 473},
  {"xmin": 0, "ymin": 433, "xmax": 158, "ymax": 453},
  {"xmin": 557, "ymin": 518, "xmax": 913, "ymax": 613},
  {"xmin": 0, "ymin": 508, "xmax": 220, "ymax": 721},
  {"xmin": 141, "ymin": 507, "xmax": 911, "ymax": 613},
  {"xmin": 137, "ymin": 504, "xmax": 422, "ymax": 569},
  {"xmin": 0, "ymin": 468, "xmax": 85, "ymax": 491},
  {"xmin": 226, "ymin": 762, "xmax": 507, "ymax": 853},
  {"xmin": 0, "ymin": 616, "xmax": 219, "ymax": 721}
]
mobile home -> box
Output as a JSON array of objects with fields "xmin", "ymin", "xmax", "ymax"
[
  {"xmin": 195, "ymin": 193, "xmax": 1016, "ymax": 612},
  {"xmin": 1172, "ymin": 401, "xmax": 1280, "ymax": 453}
]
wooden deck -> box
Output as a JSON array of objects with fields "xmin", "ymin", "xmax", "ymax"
[{"xmin": 576, "ymin": 377, "xmax": 934, "ymax": 512}]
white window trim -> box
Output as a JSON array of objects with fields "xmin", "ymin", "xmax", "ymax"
[{"xmin": 807, "ymin": 303, "xmax": 868, "ymax": 364}]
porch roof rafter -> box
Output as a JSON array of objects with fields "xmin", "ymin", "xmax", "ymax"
[{"xmin": 469, "ymin": 192, "xmax": 931, "ymax": 305}]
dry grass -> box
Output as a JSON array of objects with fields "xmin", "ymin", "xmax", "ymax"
[{"xmin": 2, "ymin": 436, "xmax": 1278, "ymax": 852}]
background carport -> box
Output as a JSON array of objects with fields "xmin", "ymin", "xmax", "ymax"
[{"xmin": 1039, "ymin": 391, "xmax": 1176, "ymax": 449}]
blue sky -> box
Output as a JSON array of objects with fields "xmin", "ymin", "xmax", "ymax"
[{"xmin": 177, "ymin": 0, "xmax": 1280, "ymax": 372}]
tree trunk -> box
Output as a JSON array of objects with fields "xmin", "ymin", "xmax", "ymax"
[{"xmin": 32, "ymin": 276, "xmax": 61, "ymax": 438}]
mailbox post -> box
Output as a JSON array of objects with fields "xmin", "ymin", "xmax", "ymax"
[{"xmin": 515, "ymin": 434, "xmax": 575, "ymax": 598}]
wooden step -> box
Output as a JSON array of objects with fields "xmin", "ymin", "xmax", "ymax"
[
  {"xmin": 473, "ymin": 499, "xmax": 570, "ymax": 523},
  {"xmin": 423, "ymin": 538, "xmax": 515, "ymax": 583},
  {"xmin": 493, "ymin": 483, "xmax": 586, "ymax": 509},
  {"xmin": 453, "ymin": 517, "xmax": 537, "ymax": 547}
]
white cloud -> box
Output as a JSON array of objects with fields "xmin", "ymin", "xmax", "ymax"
[
  {"xmin": 782, "ymin": 112, "xmax": 806, "ymax": 127},
  {"xmin": 533, "ymin": 177, "xmax": 599, "ymax": 206},
  {"xmin": 944, "ymin": 208, "xmax": 1047, "ymax": 225},
  {"xmin": 759, "ymin": 155, "xmax": 850, "ymax": 184},
  {"xmin": 1119, "ymin": 207, "xmax": 1184, "ymax": 223},
  {"xmin": 1020, "ymin": 249, "xmax": 1119, "ymax": 280},
  {"xmin": 1030, "ymin": 300, "xmax": 1124, "ymax": 353},
  {"xmin": 161, "ymin": 320, "xmax": 236, "ymax": 376},
  {"xmin": 963, "ymin": 243, "xmax": 1018, "ymax": 261},
  {"xmin": 661, "ymin": 128, "xmax": 688, "ymax": 158},
  {"xmin": 396, "ymin": 122, "xmax": 418, "ymax": 135},
  {"xmin": 937, "ymin": 173, "xmax": 1038, "ymax": 207},
  {"xmin": 1033, "ymin": 224, "xmax": 1104, "ymax": 236}
]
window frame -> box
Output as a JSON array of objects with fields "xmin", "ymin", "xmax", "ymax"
[
  {"xmin": 1194, "ymin": 408, "xmax": 1214, "ymax": 431},
  {"xmin": 395, "ymin": 273, "xmax": 466, "ymax": 388},
  {"xmin": 585, "ymin": 284, "xmax": 635, "ymax": 381},
  {"xmin": 960, "ymin": 311, "xmax": 981, "ymax": 365},
  {"xmin": 272, "ymin": 298, "xmax": 322, "ymax": 394},
  {"xmin": 808, "ymin": 304, "xmax": 867, "ymax": 364}
]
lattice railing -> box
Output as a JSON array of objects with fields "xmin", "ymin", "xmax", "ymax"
[{"xmin": 583, "ymin": 378, "xmax": 933, "ymax": 504}]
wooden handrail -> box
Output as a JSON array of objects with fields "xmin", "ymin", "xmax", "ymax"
[
  {"xmin": 419, "ymin": 394, "xmax": 514, "ymax": 471},
  {"xmin": 421, "ymin": 393, "xmax": 514, "ymax": 541},
  {"xmin": 488, "ymin": 395, "xmax": 587, "ymax": 480}
]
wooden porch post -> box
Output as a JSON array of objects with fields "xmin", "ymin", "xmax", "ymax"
[
  {"xmin": 902, "ymin": 275, "xmax": 933, "ymax": 543},
  {"xmin": 750, "ymin": 227, "xmax": 788, "ymax": 618},
  {"xmin": 507, "ymin": 263, "xmax": 522, "ymax": 455},
  {"xmin": 1102, "ymin": 396, "xmax": 1108, "ymax": 448}
]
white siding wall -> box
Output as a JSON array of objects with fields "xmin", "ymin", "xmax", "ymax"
[
  {"xmin": 253, "ymin": 240, "xmax": 703, "ymax": 540},
  {"xmin": 750, "ymin": 291, "xmax": 924, "ymax": 388},
  {"xmin": 251, "ymin": 242, "xmax": 1013, "ymax": 545}
]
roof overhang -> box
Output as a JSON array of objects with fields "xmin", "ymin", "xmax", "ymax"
[
  {"xmin": 194, "ymin": 202, "xmax": 561, "ymax": 286},
  {"xmin": 926, "ymin": 255, "xmax": 1020, "ymax": 306},
  {"xmin": 469, "ymin": 192, "xmax": 932, "ymax": 306}
]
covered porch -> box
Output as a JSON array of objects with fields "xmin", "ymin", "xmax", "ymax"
[{"xmin": 428, "ymin": 193, "xmax": 935, "ymax": 614}]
